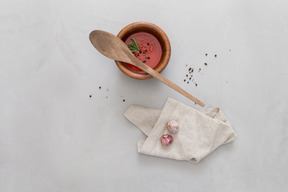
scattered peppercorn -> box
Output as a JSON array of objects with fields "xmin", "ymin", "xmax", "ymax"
[
  {"xmin": 189, "ymin": 78, "xmax": 191, "ymax": 80},
  {"xmin": 147, "ymin": 43, "xmax": 150, "ymax": 45},
  {"xmin": 137, "ymin": 54, "xmax": 139, "ymax": 56},
  {"xmin": 143, "ymin": 60, "xmax": 146, "ymax": 63},
  {"xmin": 205, "ymin": 53, "xmax": 208, "ymax": 56},
  {"xmin": 145, "ymin": 49, "xmax": 147, "ymax": 52},
  {"xmin": 139, "ymin": 51, "xmax": 142, "ymax": 53},
  {"xmin": 99, "ymin": 86, "xmax": 101, "ymax": 89},
  {"xmin": 214, "ymin": 54, "xmax": 217, "ymax": 57},
  {"xmin": 89, "ymin": 95, "xmax": 92, "ymax": 98},
  {"xmin": 147, "ymin": 57, "xmax": 150, "ymax": 59},
  {"xmin": 186, "ymin": 74, "xmax": 188, "ymax": 77},
  {"xmin": 195, "ymin": 83, "xmax": 198, "ymax": 86},
  {"xmin": 123, "ymin": 99, "xmax": 125, "ymax": 102},
  {"xmin": 184, "ymin": 79, "xmax": 186, "ymax": 82},
  {"xmin": 204, "ymin": 63, "xmax": 207, "ymax": 66}
]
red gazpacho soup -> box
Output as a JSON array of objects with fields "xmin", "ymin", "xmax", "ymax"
[{"xmin": 124, "ymin": 32, "xmax": 162, "ymax": 73}]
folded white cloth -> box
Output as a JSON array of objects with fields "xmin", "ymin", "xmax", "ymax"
[{"xmin": 124, "ymin": 98, "xmax": 237, "ymax": 163}]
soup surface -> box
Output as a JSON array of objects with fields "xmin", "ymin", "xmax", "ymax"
[{"xmin": 124, "ymin": 32, "xmax": 162, "ymax": 73}]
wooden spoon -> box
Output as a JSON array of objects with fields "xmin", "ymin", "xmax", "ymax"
[{"xmin": 89, "ymin": 30, "xmax": 205, "ymax": 107}]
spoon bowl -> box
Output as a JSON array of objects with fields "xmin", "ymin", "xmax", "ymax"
[{"xmin": 89, "ymin": 30, "xmax": 133, "ymax": 63}]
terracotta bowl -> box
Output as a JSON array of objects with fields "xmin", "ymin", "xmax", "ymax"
[{"xmin": 115, "ymin": 21, "xmax": 171, "ymax": 80}]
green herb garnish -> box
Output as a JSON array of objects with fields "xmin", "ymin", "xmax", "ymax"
[{"xmin": 128, "ymin": 38, "xmax": 139, "ymax": 53}]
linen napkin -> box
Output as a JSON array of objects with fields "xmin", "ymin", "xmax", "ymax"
[{"xmin": 124, "ymin": 98, "xmax": 237, "ymax": 163}]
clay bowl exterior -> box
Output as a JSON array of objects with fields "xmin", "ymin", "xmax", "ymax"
[{"xmin": 115, "ymin": 21, "xmax": 171, "ymax": 80}]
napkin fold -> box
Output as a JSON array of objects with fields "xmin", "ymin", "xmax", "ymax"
[{"xmin": 124, "ymin": 98, "xmax": 237, "ymax": 163}]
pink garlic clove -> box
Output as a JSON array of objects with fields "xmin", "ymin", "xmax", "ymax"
[
  {"xmin": 160, "ymin": 134, "xmax": 173, "ymax": 146},
  {"xmin": 167, "ymin": 120, "xmax": 179, "ymax": 133}
]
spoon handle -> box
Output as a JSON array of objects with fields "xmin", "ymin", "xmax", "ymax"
[{"xmin": 131, "ymin": 58, "xmax": 205, "ymax": 107}]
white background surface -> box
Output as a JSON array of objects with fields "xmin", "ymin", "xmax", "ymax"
[{"xmin": 1, "ymin": 0, "xmax": 288, "ymax": 191}]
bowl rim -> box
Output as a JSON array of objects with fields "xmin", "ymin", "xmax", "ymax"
[{"xmin": 115, "ymin": 21, "xmax": 171, "ymax": 80}]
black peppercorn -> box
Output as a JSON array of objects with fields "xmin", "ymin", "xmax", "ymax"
[{"xmin": 143, "ymin": 60, "xmax": 146, "ymax": 63}]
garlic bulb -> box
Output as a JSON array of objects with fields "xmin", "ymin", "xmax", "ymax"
[
  {"xmin": 167, "ymin": 120, "xmax": 179, "ymax": 133},
  {"xmin": 160, "ymin": 134, "xmax": 173, "ymax": 146}
]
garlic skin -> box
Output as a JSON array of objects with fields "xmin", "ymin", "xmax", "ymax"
[
  {"xmin": 167, "ymin": 120, "xmax": 179, "ymax": 133},
  {"xmin": 160, "ymin": 134, "xmax": 173, "ymax": 146}
]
